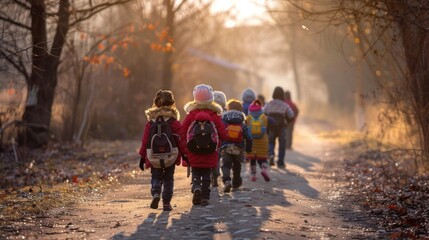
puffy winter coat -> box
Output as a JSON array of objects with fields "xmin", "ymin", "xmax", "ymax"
[
  {"xmin": 221, "ymin": 110, "xmax": 252, "ymax": 152},
  {"xmin": 180, "ymin": 101, "xmax": 227, "ymax": 168},
  {"xmin": 139, "ymin": 106, "xmax": 188, "ymax": 169},
  {"xmin": 246, "ymin": 111, "xmax": 269, "ymax": 160}
]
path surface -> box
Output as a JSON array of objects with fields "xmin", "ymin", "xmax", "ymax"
[{"xmin": 40, "ymin": 123, "xmax": 378, "ymax": 239}]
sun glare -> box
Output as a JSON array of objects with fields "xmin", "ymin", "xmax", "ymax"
[{"xmin": 211, "ymin": 0, "xmax": 269, "ymax": 27}]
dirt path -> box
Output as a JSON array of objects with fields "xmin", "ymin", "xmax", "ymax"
[{"xmin": 38, "ymin": 124, "xmax": 378, "ymax": 239}]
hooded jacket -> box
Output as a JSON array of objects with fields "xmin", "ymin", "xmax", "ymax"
[
  {"xmin": 139, "ymin": 106, "xmax": 188, "ymax": 168},
  {"xmin": 180, "ymin": 101, "xmax": 227, "ymax": 168},
  {"xmin": 241, "ymin": 88, "xmax": 256, "ymax": 115},
  {"xmin": 221, "ymin": 110, "xmax": 253, "ymax": 152}
]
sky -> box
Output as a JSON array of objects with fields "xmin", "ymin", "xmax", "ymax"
[{"xmin": 211, "ymin": 0, "xmax": 270, "ymax": 27}]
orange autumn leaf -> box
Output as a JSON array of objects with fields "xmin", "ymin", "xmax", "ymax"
[
  {"xmin": 105, "ymin": 56, "xmax": 114, "ymax": 64},
  {"xmin": 111, "ymin": 44, "xmax": 118, "ymax": 53},
  {"xmin": 123, "ymin": 67, "xmax": 130, "ymax": 77},
  {"xmin": 97, "ymin": 43, "xmax": 105, "ymax": 50},
  {"xmin": 147, "ymin": 23, "xmax": 155, "ymax": 30},
  {"xmin": 83, "ymin": 56, "xmax": 90, "ymax": 62},
  {"xmin": 129, "ymin": 25, "xmax": 135, "ymax": 33}
]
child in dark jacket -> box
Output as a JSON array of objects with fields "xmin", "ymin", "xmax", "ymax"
[
  {"xmin": 180, "ymin": 84, "xmax": 227, "ymax": 206},
  {"xmin": 221, "ymin": 99, "xmax": 253, "ymax": 192},
  {"xmin": 263, "ymin": 86, "xmax": 295, "ymax": 168},
  {"xmin": 139, "ymin": 90, "xmax": 188, "ymax": 211}
]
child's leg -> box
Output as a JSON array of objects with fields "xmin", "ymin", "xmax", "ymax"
[
  {"xmin": 150, "ymin": 168, "xmax": 162, "ymax": 196},
  {"xmin": 250, "ymin": 159, "xmax": 257, "ymax": 181},
  {"xmin": 191, "ymin": 167, "xmax": 202, "ymax": 192},
  {"xmin": 192, "ymin": 167, "xmax": 203, "ymax": 205},
  {"xmin": 162, "ymin": 165, "xmax": 175, "ymax": 204},
  {"xmin": 211, "ymin": 153, "xmax": 221, "ymax": 187},
  {"xmin": 201, "ymin": 168, "xmax": 211, "ymax": 200},
  {"xmin": 221, "ymin": 153, "xmax": 233, "ymax": 183},
  {"xmin": 231, "ymin": 154, "xmax": 242, "ymax": 188},
  {"xmin": 150, "ymin": 168, "xmax": 162, "ymax": 209}
]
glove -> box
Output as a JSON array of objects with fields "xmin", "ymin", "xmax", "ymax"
[
  {"xmin": 139, "ymin": 157, "xmax": 145, "ymax": 171},
  {"xmin": 182, "ymin": 155, "xmax": 191, "ymax": 178},
  {"xmin": 182, "ymin": 155, "xmax": 189, "ymax": 167}
]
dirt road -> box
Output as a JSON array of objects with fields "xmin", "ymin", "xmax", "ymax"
[{"xmin": 38, "ymin": 124, "xmax": 378, "ymax": 239}]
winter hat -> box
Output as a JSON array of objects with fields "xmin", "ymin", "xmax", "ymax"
[
  {"xmin": 153, "ymin": 90, "xmax": 175, "ymax": 107},
  {"xmin": 272, "ymin": 86, "xmax": 285, "ymax": 100},
  {"xmin": 193, "ymin": 84, "xmax": 214, "ymax": 103},
  {"xmin": 249, "ymin": 99, "xmax": 262, "ymax": 112},
  {"xmin": 226, "ymin": 99, "xmax": 243, "ymax": 111},
  {"xmin": 241, "ymin": 88, "xmax": 256, "ymax": 103},
  {"xmin": 213, "ymin": 91, "xmax": 227, "ymax": 108}
]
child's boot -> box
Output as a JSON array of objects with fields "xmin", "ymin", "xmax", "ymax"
[
  {"xmin": 261, "ymin": 163, "xmax": 270, "ymax": 182},
  {"xmin": 269, "ymin": 155, "xmax": 275, "ymax": 166},
  {"xmin": 150, "ymin": 194, "xmax": 160, "ymax": 209},
  {"xmin": 223, "ymin": 180, "xmax": 232, "ymax": 193},
  {"xmin": 163, "ymin": 200, "xmax": 173, "ymax": 211}
]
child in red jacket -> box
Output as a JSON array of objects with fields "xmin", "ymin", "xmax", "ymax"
[
  {"xmin": 139, "ymin": 90, "xmax": 188, "ymax": 211},
  {"xmin": 181, "ymin": 84, "xmax": 226, "ymax": 206}
]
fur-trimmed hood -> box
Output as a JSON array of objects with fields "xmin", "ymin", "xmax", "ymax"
[
  {"xmin": 145, "ymin": 106, "xmax": 180, "ymax": 121},
  {"xmin": 184, "ymin": 101, "xmax": 223, "ymax": 115}
]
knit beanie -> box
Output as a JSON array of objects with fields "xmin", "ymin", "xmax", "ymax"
[
  {"xmin": 272, "ymin": 86, "xmax": 285, "ymax": 100},
  {"xmin": 249, "ymin": 99, "xmax": 262, "ymax": 112},
  {"xmin": 226, "ymin": 99, "xmax": 243, "ymax": 111},
  {"xmin": 213, "ymin": 91, "xmax": 227, "ymax": 108},
  {"xmin": 241, "ymin": 88, "xmax": 256, "ymax": 103},
  {"xmin": 193, "ymin": 84, "xmax": 214, "ymax": 103}
]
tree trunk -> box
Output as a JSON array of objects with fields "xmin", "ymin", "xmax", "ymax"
[
  {"xmin": 386, "ymin": 1, "xmax": 429, "ymax": 160},
  {"xmin": 20, "ymin": 0, "xmax": 70, "ymax": 147},
  {"xmin": 289, "ymin": 26, "xmax": 301, "ymax": 101},
  {"xmin": 161, "ymin": 0, "xmax": 175, "ymax": 89}
]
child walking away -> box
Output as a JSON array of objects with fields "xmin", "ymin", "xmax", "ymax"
[
  {"xmin": 139, "ymin": 90, "xmax": 189, "ymax": 211},
  {"xmin": 181, "ymin": 84, "xmax": 226, "ymax": 206},
  {"xmin": 241, "ymin": 88, "xmax": 256, "ymax": 115},
  {"xmin": 211, "ymin": 91, "xmax": 227, "ymax": 187},
  {"xmin": 263, "ymin": 86, "xmax": 295, "ymax": 168},
  {"xmin": 246, "ymin": 100, "xmax": 270, "ymax": 182},
  {"xmin": 221, "ymin": 99, "xmax": 253, "ymax": 192}
]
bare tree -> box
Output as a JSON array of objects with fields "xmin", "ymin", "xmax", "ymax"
[
  {"xmin": 0, "ymin": 0, "xmax": 130, "ymax": 148},
  {"xmin": 274, "ymin": 0, "xmax": 429, "ymax": 161}
]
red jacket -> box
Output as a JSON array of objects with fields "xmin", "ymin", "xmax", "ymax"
[
  {"xmin": 139, "ymin": 106, "xmax": 188, "ymax": 169},
  {"xmin": 180, "ymin": 101, "xmax": 226, "ymax": 168}
]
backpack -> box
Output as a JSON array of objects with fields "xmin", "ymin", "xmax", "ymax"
[
  {"xmin": 187, "ymin": 120, "xmax": 218, "ymax": 154},
  {"xmin": 225, "ymin": 123, "xmax": 243, "ymax": 142},
  {"xmin": 146, "ymin": 116, "xmax": 179, "ymax": 168},
  {"xmin": 249, "ymin": 115, "xmax": 266, "ymax": 139}
]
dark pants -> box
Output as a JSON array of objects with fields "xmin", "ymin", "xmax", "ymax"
[
  {"xmin": 268, "ymin": 127, "xmax": 286, "ymax": 167},
  {"xmin": 211, "ymin": 152, "xmax": 221, "ymax": 179},
  {"xmin": 191, "ymin": 167, "xmax": 211, "ymax": 200},
  {"xmin": 221, "ymin": 152, "xmax": 243, "ymax": 188},
  {"xmin": 286, "ymin": 122, "xmax": 295, "ymax": 149},
  {"xmin": 151, "ymin": 165, "xmax": 175, "ymax": 203}
]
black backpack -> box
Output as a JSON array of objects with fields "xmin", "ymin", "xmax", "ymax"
[
  {"xmin": 146, "ymin": 116, "xmax": 178, "ymax": 168},
  {"xmin": 186, "ymin": 120, "xmax": 218, "ymax": 154}
]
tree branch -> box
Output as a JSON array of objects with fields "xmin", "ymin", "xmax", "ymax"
[
  {"xmin": 0, "ymin": 14, "xmax": 31, "ymax": 30},
  {"xmin": 69, "ymin": 0, "xmax": 131, "ymax": 27}
]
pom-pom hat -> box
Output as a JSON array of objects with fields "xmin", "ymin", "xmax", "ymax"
[{"xmin": 193, "ymin": 84, "xmax": 214, "ymax": 103}]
